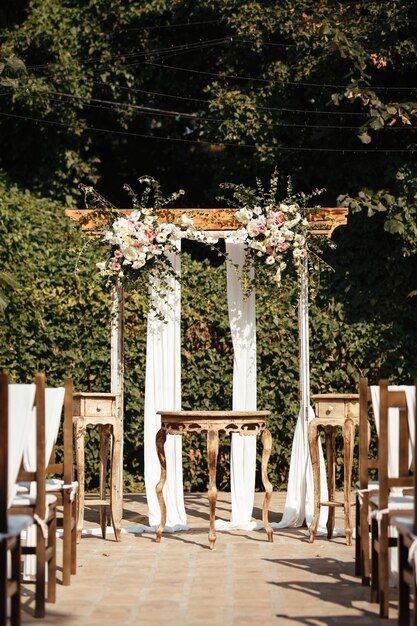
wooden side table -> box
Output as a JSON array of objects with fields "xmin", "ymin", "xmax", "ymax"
[
  {"xmin": 73, "ymin": 392, "xmax": 122, "ymax": 542},
  {"xmin": 308, "ymin": 393, "xmax": 359, "ymax": 545},
  {"xmin": 155, "ymin": 410, "xmax": 273, "ymax": 549}
]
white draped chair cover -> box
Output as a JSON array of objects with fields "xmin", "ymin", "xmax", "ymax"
[
  {"xmin": 23, "ymin": 387, "xmax": 65, "ymax": 473},
  {"xmin": 21, "ymin": 386, "xmax": 65, "ymax": 579},
  {"xmin": 8, "ymin": 384, "xmax": 36, "ymax": 507}
]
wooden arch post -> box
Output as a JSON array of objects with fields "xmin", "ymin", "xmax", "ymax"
[{"xmin": 66, "ymin": 206, "xmax": 348, "ymax": 516}]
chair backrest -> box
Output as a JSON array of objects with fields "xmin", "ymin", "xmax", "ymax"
[
  {"xmin": 6, "ymin": 378, "xmax": 36, "ymax": 509},
  {"xmin": 45, "ymin": 379, "xmax": 74, "ymax": 485},
  {"xmin": 377, "ymin": 379, "xmax": 412, "ymax": 510},
  {"xmin": 0, "ymin": 373, "xmax": 8, "ymax": 532},
  {"xmin": 16, "ymin": 372, "xmax": 47, "ymax": 518},
  {"xmin": 358, "ymin": 377, "xmax": 377, "ymax": 490},
  {"xmin": 359, "ymin": 377, "xmax": 414, "ymax": 500}
]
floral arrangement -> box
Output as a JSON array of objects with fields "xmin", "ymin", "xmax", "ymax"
[
  {"xmin": 80, "ymin": 176, "xmax": 217, "ymax": 286},
  {"xmin": 97, "ymin": 208, "xmax": 197, "ymax": 279},
  {"xmin": 80, "ymin": 171, "xmax": 330, "ymax": 305},
  {"xmin": 221, "ymin": 170, "xmax": 328, "ymax": 287}
]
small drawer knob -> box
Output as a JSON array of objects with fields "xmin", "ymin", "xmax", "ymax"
[
  {"xmin": 96, "ymin": 407, "xmax": 101, "ymax": 412},
  {"xmin": 326, "ymin": 406, "xmax": 334, "ymax": 414}
]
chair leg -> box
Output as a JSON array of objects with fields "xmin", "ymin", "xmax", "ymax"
[
  {"xmin": 47, "ymin": 513, "xmax": 57, "ymax": 604},
  {"xmin": 355, "ymin": 494, "xmax": 362, "ymax": 577},
  {"xmin": 370, "ymin": 517, "xmax": 379, "ymax": 603},
  {"xmin": 413, "ymin": 562, "xmax": 417, "ymax": 626},
  {"xmin": 11, "ymin": 536, "xmax": 21, "ymax": 626},
  {"xmin": 71, "ymin": 498, "xmax": 77, "ymax": 575},
  {"xmin": 360, "ymin": 495, "xmax": 371, "ymax": 586},
  {"xmin": 378, "ymin": 516, "xmax": 389, "ymax": 618},
  {"xmin": 34, "ymin": 523, "xmax": 45, "ymax": 618},
  {"xmin": 63, "ymin": 496, "xmax": 71, "ymax": 585},
  {"xmin": 398, "ymin": 533, "xmax": 410, "ymax": 626},
  {"xmin": 0, "ymin": 542, "xmax": 7, "ymax": 626}
]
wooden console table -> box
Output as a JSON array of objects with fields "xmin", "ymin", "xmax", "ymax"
[
  {"xmin": 308, "ymin": 393, "xmax": 359, "ymax": 545},
  {"xmin": 73, "ymin": 392, "xmax": 122, "ymax": 541},
  {"xmin": 155, "ymin": 410, "xmax": 273, "ymax": 549}
]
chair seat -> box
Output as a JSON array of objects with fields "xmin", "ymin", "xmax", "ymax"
[
  {"xmin": 11, "ymin": 493, "xmax": 57, "ymax": 508},
  {"xmin": 391, "ymin": 515, "xmax": 416, "ymax": 537},
  {"xmin": 356, "ymin": 480, "xmax": 379, "ymax": 490},
  {"xmin": 19, "ymin": 479, "xmax": 64, "ymax": 493},
  {"xmin": 18, "ymin": 479, "xmax": 78, "ymax": 499},
  {"xmin": 0, "ymin": 515, "xmax": 33, "ymax": 539},
  {"xmin": 370, "ymin": 494, "xmax": 414, "ymax": 512}
]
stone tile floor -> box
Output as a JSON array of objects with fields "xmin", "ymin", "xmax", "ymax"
[{"xmin": 20, "ymin": 492, "xmax": 399, "ymax": 625}]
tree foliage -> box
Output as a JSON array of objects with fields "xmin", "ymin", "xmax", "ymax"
[{"xmin": 1, "ymin": 1, "xmax": 417, "ymax": 490}]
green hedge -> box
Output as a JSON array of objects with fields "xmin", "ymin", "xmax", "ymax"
[{"xmin": 1, "ymin": 175, "xmax": 417, "ymax": 491}]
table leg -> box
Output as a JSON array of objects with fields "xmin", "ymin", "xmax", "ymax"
[
  {"xmin": 261, "ymin": 429, "xmax": 273, "ymax": 543},
  {"xmin": 74, "ymin": 422, "xmax": 85, "ymax": 543},
  {"xmin": 155, "ymin": 429, "xmax": 167, "ymax": 543},
  {"xmin": 99, "ymin": 425, "xmax": 110, "ymax": 539},
  {"xmin": 308, "ymin": 421, "xmax": 320, "ymax": 543},
  {"xmin": 110, "ymin": 420, "xmax": 123, "ymax": 541},
  {"xmin": 342, "ymin": 418, "xmax": 355, "ymax": 546},
  {"xmin": 324, "ymin": 425, "xmax": 336, "ymax": 539},
  {"xmin": 207, "ymin": 428, "xmax": 219, "ymax": 550}
]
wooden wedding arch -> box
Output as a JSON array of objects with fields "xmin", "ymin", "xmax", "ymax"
[{"xmin": 66, "ymin": 206, "xmax": 348, "ymax": 518}]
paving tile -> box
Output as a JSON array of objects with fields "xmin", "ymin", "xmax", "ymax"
[{"xmin": 20, "ymin": 492, "xmax": 399, "ymax": 625}]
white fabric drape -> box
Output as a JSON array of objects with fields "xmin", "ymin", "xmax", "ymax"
[
  {"xmin": 217, "ymin": 240, "xmax": 257, "ymax": 529},
  {"xmin": 21, "ymin": 387, "xmax": 65, "ymax": 580},
  {"xmin": 370, "ymin": 385, "xmax": 415, "ymax": 474},
  {"xmin": 275, "ymin": 268, "xmax": 328, "ymax": 529},
  {"xmin": 23, "ymin": 387, "xmax": 65, "ymax": 472},
  {"xmin": 8, "ymin": 384, "xmax": 36, "ymax": 507},
  {"xmin": 144, "ymin": 245, "xmax": 187, "ymax": 529}
]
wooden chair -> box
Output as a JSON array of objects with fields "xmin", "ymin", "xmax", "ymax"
[
  {"xmin": 355, "ymin": 377, "xmax": 379, "ymax": 585},
  {"xmin": 0, "ymin": 373, "xmax": 33, "ymax": 626},
  {"xmin": 369, "ymin": 379, "xmax": 413, "ymax": 618},
  {"xmin": 8, "ymin": 373, "xmax": 58, "ymax": 619},
  {"xmin": 392, "ymin": 380, "xmax": 417, "ymax": 626},
  {"xmin": 44, "ymin": 379, "xmax": 77, "ymax": 585}
]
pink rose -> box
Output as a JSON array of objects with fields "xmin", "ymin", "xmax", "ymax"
[
  {"xmin": 276, "ymin": 242, "xmax": 290, "ymax": 252},
  {"xmin": 114, "ymin": 249, "xmax": 123, "ymax": 258},
  {"xmin": 109, "ymin": 260, "xmax": 121, "ymax": 271},
  {"xmin": 267, "ymin": 211, "xmax": 285, "ymax": 228}
]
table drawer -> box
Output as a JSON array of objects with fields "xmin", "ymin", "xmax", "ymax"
[
  {"xmin": 315, "ymin": 401, "xmax": 345, "ymax": 419},
  {"xmin": 84, "ymin": 398, "xmax": 115, "ymax": 417}
]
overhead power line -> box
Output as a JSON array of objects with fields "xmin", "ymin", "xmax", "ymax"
[
  {"xmin": 146, "ymin": 61, "xmax": 417, "ymax": 92},
  {"xmin": 0, "ymin": 110, "xmax": 415, "ymax": 153},
  {"xmin": 26, "ymin": 37, "xmax": 229, "ymax": 71},
  {"xmin": 34, "ymin": 88, "xmax": 416, "ymax": 131}
]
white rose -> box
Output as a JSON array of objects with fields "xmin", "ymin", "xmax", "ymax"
[
  {"xmin": 265, "ymin": 256, "xmax": 275, "ymax": 265},
  {"xmin": 235, "ymin": 207, "xmax": 253, "ymax": 225},
  {"xmin": 251, "ymin": 240, "xmax": 266, "ymax": 253},
  {"xmin": 122, "ymin": 245, "xmax": 139, "ymax": 262},
  {"xmin": 156, "ymin": 232, "xmax": 167, "ymax": 244}
]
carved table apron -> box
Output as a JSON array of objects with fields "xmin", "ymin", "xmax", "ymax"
[{"xmin": 155, "ymin": 410, "xmax": 273, "ymax": 549}]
